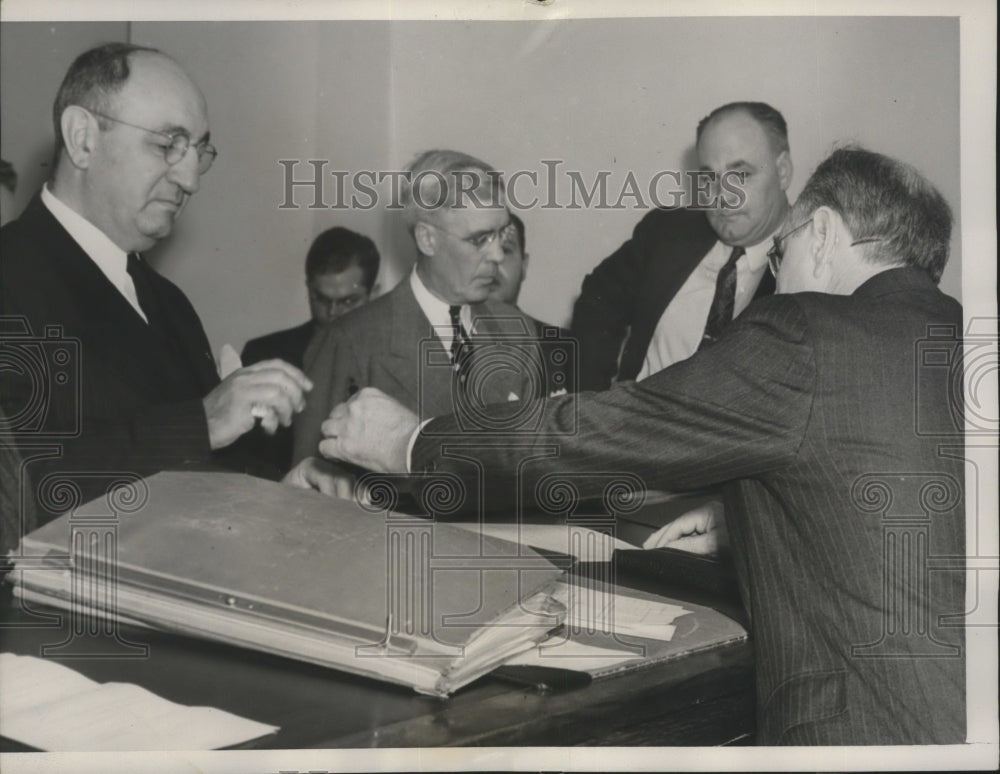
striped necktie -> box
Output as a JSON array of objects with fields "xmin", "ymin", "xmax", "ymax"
[
  {"xmin": 699, "ymin": 245, "xmax": 745, "ymax": 350},
  {"xmin": 448, "ymin": 305, "xmax": 472, "ymax": 367}
]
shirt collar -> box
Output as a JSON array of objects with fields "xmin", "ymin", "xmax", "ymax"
[
  {"xmin": 41, "ymin": 184, "xmax": 130, "ymax": 283},
  {"xmin": 410, "ymin": 267, "xmax": 471, "ymax": 345},
  {"xmin": 717, "ymin": 224, "xmax": 782, "ymax": 274},
  {"xmin": 41, "ymin": 185, "xmax": 147, "ymax": 321},
  {"xmin": 738, "ymin": 227, "xmax": 780, "ymax": 273}
]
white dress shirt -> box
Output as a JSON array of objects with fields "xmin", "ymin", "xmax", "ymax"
[
  {"xmin": 409, "ymin": 268, "xmax": 472, "ymax": 353},
  {"xmin": 636, "ymin": 236, "xmax": 773, "ymax": 379},
  {"xmin": 41, "ymin": 185, "xmax": 148, "ymax": 322}
]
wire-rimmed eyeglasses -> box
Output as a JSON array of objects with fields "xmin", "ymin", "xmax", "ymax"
[
  {"xmin": 424, "ymin": 219, "xmax": 515, "ymax": 251},
  {"xmin": 85, "ymin": 108, "xmax": 218, "ymax": 174},
  {"xmin": 766, "ymin": 218, "xmax": 885, "ymax": 278}
]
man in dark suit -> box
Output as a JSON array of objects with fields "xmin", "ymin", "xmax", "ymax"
[
  {"xmin": 0, "ymin": 43, "xmax": 310, "ymax": 515},
  {"xmin": 314, "ymin": 148, "xmax": 966, "ymax": 745},
  {"xmin": 239, "ymin": 227, "xmax": 379, "ymax": 472},
  {"xmin": 242, "ymin": 226, "xmax": 380, "ymax": 370},
  {"xmin": 286, "ymin": 150, "xmax": 554, "ymax": 495},
  {"xmin": 571, "ymin": 101, "xmax": 791, "ymax": 390}
]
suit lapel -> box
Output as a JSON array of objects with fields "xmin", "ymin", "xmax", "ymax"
[
  {"xmin": 21, "ymin": 198, "xmax": 207, "ymax": 401},
  {"xmin": 371, "ymin": 280, "xmax": 454, "ymax": 417}
]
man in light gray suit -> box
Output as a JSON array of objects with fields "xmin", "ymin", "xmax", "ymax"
[
  {"xmin": 311, "ymin": 148, "xmax": 966, "ymax": 745},
  {"xmin": 287, "ymin": 150, "xmax": 554, "ymax": 495}
]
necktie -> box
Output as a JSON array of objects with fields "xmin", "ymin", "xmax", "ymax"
[
  {"xmin": 699, "ymin": 245, "xmax": 745, "ymax": 350},
  {"xmin": 448, "ymin": 305, "xmax": 472, "ymax": 366},
  {"xmin": 126, "ymin": 252, "xmax": 159, "ymax": 327}
]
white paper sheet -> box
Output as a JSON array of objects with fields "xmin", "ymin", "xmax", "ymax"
[
  {"xmin": 0, "ymin": 652, "xmax": 278, "ymax": 751},
  {"xmin": 553, "ymin": 581, "xmax": 688, "ymax": 641},
  {"xmin": 504, "ymin": 639, "xmax": 642, "ymax": 671}
]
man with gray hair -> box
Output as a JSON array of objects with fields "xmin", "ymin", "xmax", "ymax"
[
  {"xmin": 315, "ymin": 147, "xmax": 966, "ymax": 744},
  {"xmin": 287, "ymin": 149, "xmax": 554, "ymax": 494}
]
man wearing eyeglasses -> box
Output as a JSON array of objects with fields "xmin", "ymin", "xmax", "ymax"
[
  {"xmin": 315, "ymin": 148, "xmax": 965, "ymax": 744},
  {"xmin": 286, "ymin": 149, "xmax": 553, "ymax": 495},
  {"xmin": 571, "ymin": 101, "xmax": 791, "ymax": 391},
  {"xmin": 0, "ymin": 43, "xmax": 311, "ymax": 509}
]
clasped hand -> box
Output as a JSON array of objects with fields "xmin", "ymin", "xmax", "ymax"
[
  {"xmin": 284, "ymin": 387, "xmax": 417, "ymax": 498},
  {"xmin": 203, "ymin": 359, "xmax": 312, "ymax": 449}
]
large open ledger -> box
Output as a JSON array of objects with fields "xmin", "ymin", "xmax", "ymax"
[{"xmin": 7, "ymin": 471, "xmax": 565, "ymax": 698}]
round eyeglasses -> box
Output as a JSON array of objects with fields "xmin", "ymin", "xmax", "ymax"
[
  {"xmin": 86, "ymin": 108, "xmax": 218, "ymax": 174},
  {"xmin": 424, "ymin": 219, "xmax": 516, "ymax": 251}
]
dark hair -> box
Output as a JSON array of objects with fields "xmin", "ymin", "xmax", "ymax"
[
  {"xmin": 696, "ymin": 101, "xmax": 789, "ymax": 154},
  {"xmin": 52, "ymin": 42, "xmax": 162, "ymax": 152},
  {"xmin": 0, "ymin": 159, "xmax": 17, "ymax": 194},
  {"xmin": 793, "ymin": 147, "xmax": 952, "ymax": 283},
  {"xmin": 508, "ymin": 211, "xmax": 526, "ymax": 253},
  {"xmin": 305, "ymin": 227, "xmax": 380, "ymax": 292}
]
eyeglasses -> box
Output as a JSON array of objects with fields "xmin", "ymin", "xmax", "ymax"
[
  {"xmin": 766, "ymin": 217, "xmax": 886, "ymax": 278},
  {"xmin": 425, "ymin": 219, "xmax": 515, "ymax": 251},
  {"xmin": 766, "ymin": 218, "xmax": 812, "ymax": 277},
  {"xmin": 86, "ymin": 109, "xmax": 218, "ymax": 174}
]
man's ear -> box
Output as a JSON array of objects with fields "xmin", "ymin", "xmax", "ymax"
[
  {"xmin": 413, "ymin": 222, "xmax": 436, "ymax": 257},
  {"xmin": 809, "ymin": 206, "xmax": 840, "ymax": 278},
  {"xmin": 60, "ymin": 106, "xmax": 99, "ymax": 170},
  {"xmin": 776, "ymin": 150, "xmax": 793, "ymax": 191}
]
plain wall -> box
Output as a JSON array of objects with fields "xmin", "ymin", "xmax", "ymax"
[
  {"xmin": 0, "ymin": 21, "xmax": 129, "ymax": 221},
  {"xmin": 0, "ymin": 18, "xmax": 960, "ymax": 354}
]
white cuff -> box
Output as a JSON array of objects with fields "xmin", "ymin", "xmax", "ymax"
[{"xmin": 405, "ymin": 419, "xmax": 434, "ymax": 473}]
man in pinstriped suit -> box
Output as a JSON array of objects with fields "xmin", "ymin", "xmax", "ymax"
[{"xmin": 313, "ymin": 147, "xmax": 966, "ymax": 744}]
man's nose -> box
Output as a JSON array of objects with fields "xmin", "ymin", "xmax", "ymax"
[
  {"xmin": 166, "ymin": 147, "xmax": 202, "ymax": 194},
  {"xmin": 483, "ymin": 236, "xmax": 505, "ymax": 264}
]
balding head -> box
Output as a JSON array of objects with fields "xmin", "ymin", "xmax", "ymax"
[{"xmin": 52, "ymin": 43, "xmax": 211, "ymax": 251}]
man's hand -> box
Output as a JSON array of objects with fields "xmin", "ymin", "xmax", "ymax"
[
  {"xmin": 283, "ymin": 456, "xmax": 356, "ymax": 499},
  {"xmin": 203, "ymin": 359, "xmax": 312, "ymax": 450},
  {"xmin": 642, "ymin": 499, "xmax": 726, "ymax": 554},
  {"xmin": 317, "ymin": 387, "xmax": 417, "ymax": 474}
]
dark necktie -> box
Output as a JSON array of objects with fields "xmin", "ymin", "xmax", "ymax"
[
  {"xmin": 126, "ymin": 252, "xmax": 159, "ymax": 327},
  {"xmin": 127, "ymin": 253, "xmax": 210, "ymax": 395},
  {"xmin": 448, "ymin": 305, "xmax": 472, "ymax": 365},
  {"xmin": 448, "ymin": 305, "xmax": 476, "ymax": 390},
  {"xmin": 699, "ymin": 246, "xmax": 745, "ymax": 350}
]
